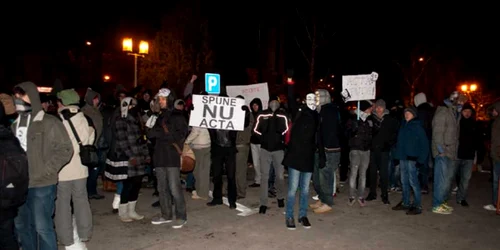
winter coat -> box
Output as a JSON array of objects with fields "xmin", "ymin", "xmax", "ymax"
[
  {"xmin": 394, "ymin": 119, "xmax": 429, "ymax": 164},
  {"xmin": 282, "ymin": 106, "xmax": 318, "ymax": 172},
  {"xmin": 371, "ymin": 110, "xmax": 399, "ymax": 152},
  {"xmin": 250, "ymin": 98, "xmax": 263, "ymax": 145},
  {"xmin": 432, "ymin": 100, "xmax": 460, "ymax": 159},
  {"xmin": 254, "ymin": 109, "xmax": 289, "ymax": 152},
  {"xmin": 490, "ymin": 102, "xmax": 500, "ymax": 162},
  {"xmin": 81, "ymin": 88, "xmax": 103, "ymax": 144},
  {"xmin": 236, "ymin": 106, "xmax": 253, "ymax": 145},
  {"xmin": 457, "ymin": 116, "xmax": 479, "ymax": 160},
  {"xmin": 58, "ymin": 106, "xmax": 96, "ymax": 181},
  {"xmin": 346, "ymin": 115, "xmax": 373, "ymax": 151},
  {"xmin": 185, "ymin": 127, "xmax": 211, "ymax": 149},
  {"xmin": 149, "ymin": 109, "xmax": 188, "ymax": 168},
  {"xmin": 317, "ymin": 103, "xmax": 342, "ymax": 150}
]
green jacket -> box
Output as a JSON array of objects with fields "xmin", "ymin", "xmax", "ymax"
[{"xmin": 11, "ymin": 82, "xmax": 74, "ymax": 188}]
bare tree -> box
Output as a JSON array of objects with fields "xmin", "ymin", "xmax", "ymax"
[{"xmin": 394, "ymin": 47, "xmax": 432, "ymax": 102}]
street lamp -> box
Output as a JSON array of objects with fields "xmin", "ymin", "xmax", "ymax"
[
  {"xmin": 122, "ymin": 38, "xmax": 149, "ymax": 88},
  {"xmin": 86, "ymin": 41, "xmax": 91, "ymax": 46},
  {"xmin": 461, "ymin": 84, "xmax": 468, "ymax": 92},
  {"xmin": 470, "ymin": 84, "xmax": 477, "ymax": 92},
  {"xmin": 104, "ymin": 75, "xmax": 111, "ymax": 82},
  {"xmin": 418, "ymin": 57, "xmax": 424, "ymax": 62}
]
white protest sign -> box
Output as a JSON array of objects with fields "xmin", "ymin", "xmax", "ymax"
[
  {"xmin": 226, "ymin": 82, "xmax": 269, "ymax": 110},
  {"xmin": 189, "ymin": 95, "xmax": 246, "ymax": 131},
  {"xmin": 341, "ymin": 72, "xmax": 378, "ymax": 102}
]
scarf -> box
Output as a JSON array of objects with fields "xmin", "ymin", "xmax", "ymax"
[{"xmin": 15, "ymin": 98, "xmax": 32, "ymax": 113}]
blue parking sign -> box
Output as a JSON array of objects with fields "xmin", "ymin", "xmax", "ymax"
[{"xmin": 205, "ymin": 73, "xmax": 220, "ymax": 94}]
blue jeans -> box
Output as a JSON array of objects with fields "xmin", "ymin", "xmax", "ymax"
[
  {"xmin": 186, "ymin": 172, "xmax": 195, "ymax": 189},
  {"xmin": 418, "ymin": 156, "xmax": 430, "ymax": 190},
  {"xmin": 492, "ymin": 162, "xmax": 500, "ymax": 205},
  {"xmin": 87, "ymin": 149, "xmax": 106, "ymax": 195},
  {"xmin": 286, "ymin": 168, "xmax": 312, "ymax": 219},
  {"xmin": 455, "ymin": 159, "xmax": 474, "ymax": 202},
  {"xmin": 400, "ymin": 160, "xmax": 421, "ymax": 208},
  {"xmin": 15, "ymin": 185, "xmax": 57, "ymax": 250},
  {"xmin": 313, "ymin": 152, "xmax": 341, "ymax": 206},
  {"xmin": 116, "ymin": 181, "xmax": 123, "ymax": 195},
  {"xmin": 269, "ymin": 164, "xmax": 276, "ymax": 191},
  {"xmin": 432, "ymin": 156, "xmax": 451, "ymax": 208}
]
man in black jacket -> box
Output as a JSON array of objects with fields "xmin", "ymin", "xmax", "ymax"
[
  {"xmin": 310, "ymin": 89, "xmax": 342, "ymax": 214},
  {"xmin": 366, "ymin": 99, "xmax": 399, "ymax": 204},
  {"xmin": 254, "ymin": 100, "xmax": 289, "ymax": 214}
]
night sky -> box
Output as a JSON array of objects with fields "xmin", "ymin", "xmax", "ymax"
[{"xmin": 4, "ymin": 5, "xmax": 499, "ymax": 99}]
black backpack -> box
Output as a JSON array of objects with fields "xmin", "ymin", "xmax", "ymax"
[{"xmin": 0, "ymin": 130, "xmax": 29, "ymax": 210}]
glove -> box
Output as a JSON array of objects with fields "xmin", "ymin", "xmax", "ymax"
[{"xmin": 129, "ymin": 158, "xmax": 138, "ymax": 166}]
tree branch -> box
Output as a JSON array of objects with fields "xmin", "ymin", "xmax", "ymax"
[
  {"xmin": 295, "ymin": 8, "xmax": 312, "ymax": 42},
  {"xmin": 294, "ymin": 36, "xmax": 310, "ymax": 64},
  {"xmin": 412, "ymin": 57, "xmax": 432, "ymax": 85},
  {"xmin": 393, "ymin": 60, "xmax": 412, "ymax": 87}
]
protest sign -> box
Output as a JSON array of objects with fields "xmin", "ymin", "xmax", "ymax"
[
  {"xmin": 226, "ymin": 83, "xmax": 269, "ymax": 109},
  {"xmin": 341, "ymin": 72, "xmax": 378, "ymax": 102},
  {"xmin": 189, "ymin": 95, "xmax": 246, "ymax": 131}
]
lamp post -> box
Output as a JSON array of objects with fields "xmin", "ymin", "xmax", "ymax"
[{"xmin": 122, "ymin": 38, "xmax": 149, "ymax": 88}]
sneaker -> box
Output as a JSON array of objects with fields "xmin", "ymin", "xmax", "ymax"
[
  {"xmin": 442, "ymin": 202, "xmax": 454, "ymax": 211},
  {"xmin": 151, "ymin": 217, "xmax": 173, "ymax": 225},
  {"xmin": 88, "ymin": 194, "xmax": 105, "ymax": 200},
  {"xmin": 151, "ymin": 200, "xmax": 160, "ymax": 208},
  {"xmin": 406, "ymin": 207, "xmax": 422, "ymax": 215},
  {"xmin": 206, "ymin": 200, "xmax": 223, "ymax": 207},
  {"xmin": 348, "ymin": 197, "xmax": 355, "ymax": 206},
  {"xmin": 309, "ymin": 200, "xmax": 322, "ymax": 209},
  {"xmin": 390, "ymin": 187, "xmax": 397, "ymax": 192},
  {"xmin": 286, "ymin": 218, "xmax": 296, "ymax": 230},
  {"xmin": 358, "ymin": 198, "xmax": 366, "ymax": 207},
  {"xmin": 191, "ymin": 191, "xmax": 204, "ymax": 200},
  {"xmin": 259, "ymin": 206, "xmax": 267, "ymax": 214},
  {"xmin": 392, "ymin": 201, "xmax": 410, "ymax": 211},
  {"xmin": 432, "ymin": 204, "xmax": 452, "ymax": 215},
  {"xmin": 452, "ymin": 187, "xmax": 458, "ymax": 194},
  {"xmin": 313, "ymin": 204, "xmax": 332, "ymax": 214},
  {"xmin": 483, "ymin": 204, "xmax": 496, "ymax": 211},
  {"xmin": 249, "ymin": 183, "xmax": 260, "ymax": 188},
  {"xmin": 458, "ymin": 200, "xmax": 469, "ymax": 207},
  {"xmin": 298, "ymin": 217, "xmax": 311, "ymax": 229},
  {"xmin": 312, "ymin": 195, "xmax": 319, "ymax": 201},
  {"xmin": 382, "ymin": 196, "xmax": 390, "ymax": 205},
  {"xmin": 172, "ymin": 220, "xmax": 187, "ymax": 229}
]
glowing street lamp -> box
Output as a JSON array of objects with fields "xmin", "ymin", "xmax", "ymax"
[
  {"xmin": 461, "ymin": 84, "xmax": 468, "ymax": 92},
  {"xmin": 122, "ymin": 38, "xmax": 149, "ymax": 87},
  {"xmin": 104, "ymin": 75, "xmax": 111, "ymax": 82},
  {"xmin": 86, "ymin": 41, "xmax": 91, "ymax": 46},
  {"xmin": 418, "ymin": 57, "xmax": 424, "ymax": 62},
  {"xmin": 470, "ymin": 84, "xmax": 478, "ymax": 92}
]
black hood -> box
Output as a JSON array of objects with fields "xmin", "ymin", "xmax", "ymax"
[
  {"xmin": 85, "ymin": 88, "xmax": 101, "ymax": 105},
  {"xmin": 250, "ymin": 98, "xmax": 263, "ymax": 113},
  {"xmin": 15, "ymin": 82, "xmax": 42, "ymax": 114}
]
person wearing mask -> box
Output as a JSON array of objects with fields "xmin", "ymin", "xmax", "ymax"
[
  {"xmin": 432, "ymin": 91, "xmax": 467, "ymax": 214},
  {"xmin": 310, "ymin": 89, "xmax": 341, "ymax": 214},
  {"xmin": 283, "ymin": 93, "xmax": 318, "ymax": 230},
  {"xmin": 392, "ymin": 107, "xmax": 429, "ymax": 215},
  {"xmin": 12, "ymin": 82, "xmax": 74, "ymax": 250},
  {"xmin": 454, "ymin": 103, "xmax": 479, "ymax": 207},
  {"xmin": 105, "ymin": 97, "xmax": 150, "ymax": 222},
  {"xmin": 207, "ymin": 95, "xmax": 239, "ymax": 209},
  {"xmin": 254, "ymin": 100, "xmax": 289, "ymax": 214},
  {"xmin": 346, "ymin": 101, "xmax": 373, "ymax": 207},
  {"xmin": 235, "ymin": 95, "xmax": 253, "ymax": 199},
  {"xmin": 0, "ymin": 101, "xmax": 29, "ymax": 250},
  {"xmin": 366, "ymin": 99, "xmax": 399, "ymax": 205},
  {"xmin": 249, "ymin": 98, "xmax": 263, "ymax": 188},
  {"xmin": 414, "ymin": 92, "xmax": 434, "ymax": 194},
  {"xmin": 55, "ymin": 89, "xmax": 95, "ymax": 249},
  {"xmin": 82, "ymin": 88, "xmax": 105, "ymax": 200},
  {"xmin": 484, "ymin": 102, "xmax": 500, "ymax": 212}
]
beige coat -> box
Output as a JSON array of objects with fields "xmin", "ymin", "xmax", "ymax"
[
  {"xmin": 185, "ymin": 127, "xmax": 210, "ymax": 149},
  {"xmin": 58, "ymin": 106, "xmax": 96, "ymax": 181}
]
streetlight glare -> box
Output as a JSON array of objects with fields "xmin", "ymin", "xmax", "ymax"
[
  {"xmin": 461, "ymin": 85, "xmax": 468, "ymax": 92},
  {"xmin": 104, "ymin": 75, "xmax": 111, "ymax": 81},
  {"xmin": 331, "ymin": 75, "xmax": 335, "ymax": 78},
  {"xmin": 320, "ymin": 79, "xmax": 323, "ymax": 82},
  {"xmin": 86, "ymin": 41, "xmax": 91, "ymax": 46},
  {"xmin": 139, "ymin": 41, "xmax": 149, "ymax": 54},
  {"xmin": 419, "ymin": 57, "xmax": 424, "ymax": 62},
  {"xmin": 122, "ymin": 38, "xmax": 133, "ymax": 52},
  {"xmin": 470, "ymin": 84, "xmax": 478, "ymax": 91}
]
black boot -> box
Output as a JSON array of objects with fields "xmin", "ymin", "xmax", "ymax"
[
  {"xmin": 286, "ymin": 217, "xmax": 296, "ymax": 230},
  {"xmin": 206, "ymin": 200, "xmax": 223, "ymax": 207},
  {"xmin": 365, "ymin": 193, "xmax": 377, "ymax": 201},
  {"xmin": 382, "ymin": 196, "xmax": 390, "ymax": 205},
  {"xmin": 259, "ymin": 205, "xmax": 267, "ymax": 214},
  {"xmin": 278, "ymin": 199, "xmax": 285, "ymax": 208}
]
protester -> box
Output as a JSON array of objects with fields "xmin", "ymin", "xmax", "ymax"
[
  {"xmin": 484, "ymin": 102, "xmax": 500, "ymax": 211},
  {"xmin": 235, "ymin": 95, "xmax": 253, "ymax": 199},
  {"xmin": 249, "ymin": 98, "xmax": 263, "ymax": 188}
]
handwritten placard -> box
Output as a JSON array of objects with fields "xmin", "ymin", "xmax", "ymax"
[
  {"xmin": 226, "ymin": 83, "xmax": 270, "ymax": 110},
  {"xmin": 341, "ymin": 72, "xmax": 378, "ymax": 102}
]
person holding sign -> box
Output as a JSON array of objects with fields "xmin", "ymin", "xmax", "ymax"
[
  {"xmin": 148, "ymin": 88, "xmax": 189, "ymax": 229},
  {"xmin": 254, "ymin": 100, "xmax": 289, "ymax": 214}
]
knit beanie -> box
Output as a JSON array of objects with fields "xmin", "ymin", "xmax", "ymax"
[
  {"xmin": 404, "ymin": 106, "xmax": 418, "ymax": 118},
  {"xmin": 375, "ymin": 99, "xmax": 386, "ymax": 110},
  {"xmin": 360, "ymin": 100, "xmax": 372, "ymax": 112},
  {"xmin": 57, "ymin": 89, "xmax": 80, "ymax": 106}
]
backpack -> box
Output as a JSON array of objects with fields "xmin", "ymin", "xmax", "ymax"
[{"xmin": 0, "ymin": 133, "xmax": 29, "ymax": 210}]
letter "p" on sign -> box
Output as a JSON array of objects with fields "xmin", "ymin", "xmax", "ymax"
[{"xmin": 205, "ymin": 73, "xmax": 220, "ymax": 95}]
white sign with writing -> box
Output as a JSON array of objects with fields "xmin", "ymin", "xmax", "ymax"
[
  {"xmin": 341, "ymin": 72, "xmax": 378, "ymax": 102},
  {"xmin": 189, "ymin": 95, "xmax": 246, "ymax": 131},
  {"xmin": 226, "ymin": 82, "xmax": 270, "ymax": 110}
]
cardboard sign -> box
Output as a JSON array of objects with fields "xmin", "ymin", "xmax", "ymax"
[
  {"xmin": 189, "ymin": 95, "xmax": 246, "ymax": 131},
  {"xmin": 226, "ymin": 83, "xmax": 269, "ymax": 110},
  {"xmin": 341, "ymin": 72, "xmax": 378, "ymax": 102}
]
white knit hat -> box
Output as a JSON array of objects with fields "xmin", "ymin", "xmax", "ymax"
[{"xmin": 157, "ymin": 88, "xmax": 171, "ymax": 98}]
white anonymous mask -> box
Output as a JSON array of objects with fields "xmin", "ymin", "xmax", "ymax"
[{"xmin": 306, "ymin": 93, "xmax": 316, "ymax": 110}]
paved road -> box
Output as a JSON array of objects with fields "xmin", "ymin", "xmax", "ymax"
[{"xmin": 84, "ymin": 172, "xmax": 499, "ymax": 250}]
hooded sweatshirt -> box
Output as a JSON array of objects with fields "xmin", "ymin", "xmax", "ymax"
[
  {"xmin": 81, "ymin": 88, "xmax": 103, "ymax": 144},
  {"xmin": 250, "ymin": 98, "xmax": 263, "ymax": 144},
  {"xmin": 432, "ymin": 99, "xmax": 460, "ymax": 159},
  {"xmin": 11, "ymin": 82, "xmax": 74, "ymax": 188}
]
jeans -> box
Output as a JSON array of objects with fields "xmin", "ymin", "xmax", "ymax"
[
  {"xmin": 186, "ymin": 173, "xmax": 195, "ymax": 190},
  {"xmin": 455, "ymin": 159, "xmax": 474, "ymax": 202},
  {"xmin": 286, "ymin": 168, "xmax": 312, "ymax": 219},
  {"xmin": 432, "ymin": 156, "xmax": 451, "ymax": 208},
  {"xmin": 0, "ymin": 216, "xmax": 18, "ymax": 250},
  {"xmin": 87, "ymin": 149, "xmax": 106, "ymax": 195},
  {"xmin": 313, "ymin": 152, "xmax": 341, "ymax": 206},
  {"xmin": 400, "ymin": 160, "xmax": 421, "ymax": 208},
  {"xmin": 212, "ymin": 146, "xmax": 237, "ymax": 204},
  {"xmin": 269, "ymin": 163, "xmax": 276, "ymax": 191},
  {"xmin": 156, "ymin": 167, "xmax": 187, "ymax": 220},
  {"xmin": 348, "ymin": 150, "xmax": 370, "ymax": 198},
  {"xmin": 260, "ymin": 149, "xmax": 285, "ymax": 206},
  {"xmin": 492, "ymin": 162, "xmax": 500, "ymax": 206},
  {"xmin": 15, "ymin": 185, "xmax": 57, "ymax": 250},
  {"xmin": 418, "ymin": 155, "xmax": 430, "ymax": 190},
  {"xmin": 389, "ymin": 160, "xmax": 401, "ymax": 189},
  {"xmin": 369, "ymin": 150, "xmax": 390, "ymax": 198},
  {"xmin": 116, "ymin": 181, "xmax": 123, "ymax": 195},
  {"xmin": 250, "ymin": 144, "xmax": 261, "ymax": 184}
]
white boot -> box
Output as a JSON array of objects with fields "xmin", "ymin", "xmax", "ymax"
[
  {"xmin": 128, "ymin": 201, "xmax": 144, "ymax": 220},
  {"xmin": 118, "ymin": 204, "xmax": 133, "ymax": 222},
  {"xmin": 65, "ymin": 217, "xmax": 88, "ymax": 250},
  {"xmin": 112, "ymin": 194, "xmax": 120, "ymax": 213}
]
